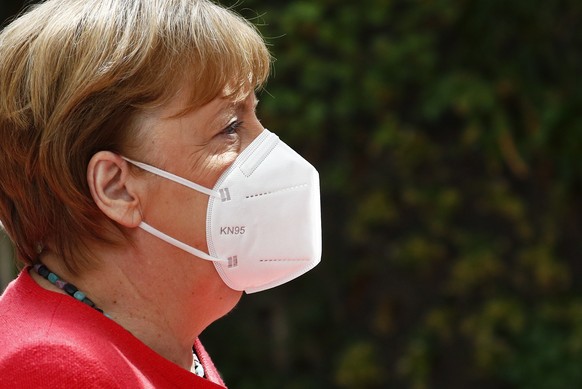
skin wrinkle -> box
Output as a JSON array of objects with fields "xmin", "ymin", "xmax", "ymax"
[
  {"xmin": 150, "ymin": 93, "xmax": 256, "ymax": 183},
  {"xmin": 118, "ymin": 262, "xmax": 192, "ymax": 367}
]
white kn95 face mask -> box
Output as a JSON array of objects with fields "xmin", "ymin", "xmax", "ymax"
[{"xmin": 122, "ymin": 129, "xmax": 322, "ymax": 293}]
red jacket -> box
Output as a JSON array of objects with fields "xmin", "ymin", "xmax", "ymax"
[{"xmin": 0, "ymin": 269, "xmax": 226, "ymax": 388}]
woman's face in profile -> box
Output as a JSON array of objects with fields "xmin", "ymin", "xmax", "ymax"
[{"xmin": 131, "ymin": 90, "xmax": 264, "ymax": 290}]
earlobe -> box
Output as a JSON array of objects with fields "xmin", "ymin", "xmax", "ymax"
[{"xmin": 87, "ymin": 151, "xmax": 142, "ymax": 228}]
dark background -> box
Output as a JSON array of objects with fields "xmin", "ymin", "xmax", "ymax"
[{"xmin": 2, "ymin": 0, "xmax": 582, "ymax": 388}]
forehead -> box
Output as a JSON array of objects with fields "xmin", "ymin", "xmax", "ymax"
[{"xmin": 163, "ymin": 80, "xmax": 254, "ymax": 118}]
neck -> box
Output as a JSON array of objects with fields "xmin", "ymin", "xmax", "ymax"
[{"xmin": 35, "ymin": 240, "xmax": 241, "ymax": 370}]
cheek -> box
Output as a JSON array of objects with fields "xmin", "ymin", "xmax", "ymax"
[
  {"xmin": 192, "ymin": 150, "xmax": 238, "ymax": 189},
  {"xmin": 142, "ymin": 148, "xmax": 239, "ymax": 253},
  {"xmin": 142, "ymin": 176, "xmax": 210, "ymax": 250},
  {"xmin": 179, "ymin": 151, "xmax": 237, "ymax": 250}
]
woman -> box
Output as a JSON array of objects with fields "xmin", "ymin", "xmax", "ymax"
[{"xmin": 0, "ymin": 0, "xmax": 321, "ymax": 387}]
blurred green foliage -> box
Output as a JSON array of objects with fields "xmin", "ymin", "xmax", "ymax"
[{"xmin": 2, "ymin": 0, "xmax": 582, "ymax": 387}]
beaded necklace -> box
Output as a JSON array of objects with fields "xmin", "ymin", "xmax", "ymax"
[
  {"xmin": 32, "ymin": 262, "xmax": 205, "ymax": 378},
  {"xmin": 33, "ymin": 263, "xmax": 107, "ymax": 315}
]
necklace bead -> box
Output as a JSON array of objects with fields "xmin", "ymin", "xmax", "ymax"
[{"xmin": 33, "ymin": 263, "xmax": 103, "ymax": 314}]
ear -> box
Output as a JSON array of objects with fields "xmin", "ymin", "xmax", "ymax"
[{"xmin": 87, "ymin": 151, "xmax": 142, "ymax": 228}]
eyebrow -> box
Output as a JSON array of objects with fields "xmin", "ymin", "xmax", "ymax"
[
  {"xmin": 208, "ymin": 92, "xmax": 259, "ymax": 129},
  {"xmin": 208, "ymin": 100, "xmax": 237, "ymax": 131}
]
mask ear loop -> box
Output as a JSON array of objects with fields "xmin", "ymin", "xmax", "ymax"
[
  {"xmin": 138, "ymin": 221, "xmax": 226, "ymax": 263},
  {"xmin": 120, "ymin": 156, "xmax": 227, "ymax": 263},
  {"xmin": 121, "ymin": 157, "xmax": 222, "ymax": 199}
]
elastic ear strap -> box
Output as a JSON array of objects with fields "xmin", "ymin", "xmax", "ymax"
[
  {"xmin": 139, "ymin": 221, "xmax": 227, "ymax": 263},
  {"xmin": 122, "ymin": 157, "xmax": 221, "ymax": 199}
]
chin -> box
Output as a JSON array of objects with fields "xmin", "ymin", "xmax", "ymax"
[{"xmin": 217, "ymin": 285, "xmax": 243, "ymax": 318}]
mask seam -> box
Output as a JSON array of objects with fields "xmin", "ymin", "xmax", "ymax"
[{"xmin": 244, "ymin": 183, "xmax": 308, "ymax": 199}]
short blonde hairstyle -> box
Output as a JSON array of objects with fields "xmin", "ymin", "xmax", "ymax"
[{"xmin": 0, "ymin": 0, "xmax": 271, "ymax": 274}]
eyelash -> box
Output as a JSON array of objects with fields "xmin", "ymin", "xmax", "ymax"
[{"xmin": 223, "ymin": 120, "xmax": 244, "ymax": 135}]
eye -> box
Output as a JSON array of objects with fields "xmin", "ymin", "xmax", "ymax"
[{"xmin": 223, "ymin": 120, "xmax": 244, "ymax": 135}]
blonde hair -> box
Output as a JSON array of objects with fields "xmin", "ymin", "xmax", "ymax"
[{"xmin": 0, "ymin": 0, "xmax": 271, "ymax": 274}]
